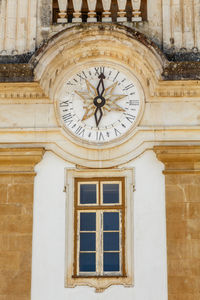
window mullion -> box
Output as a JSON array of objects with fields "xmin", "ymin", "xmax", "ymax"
[
  {"xmin": 96, "ymin": 210, "xmax": 101, "ymax": 275},
  {"xmin": 77, "ymin": 211, "xmax": 80, "ymax": 276},
  {"xmin": 119, "ymin": 211, "xmax": 122, "ymax": 275},
  {"xmin": 100, "ymin": 210, "xmax": 103, "ymax": 276}
]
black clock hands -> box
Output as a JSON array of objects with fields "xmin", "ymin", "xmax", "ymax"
[
  {"xmin": 93, "ymin": 73, "xmax": 106, "ymax": 127},
  {"xmin": 97, "ymin": 73, "xmax": 105, "ymax": 97}
]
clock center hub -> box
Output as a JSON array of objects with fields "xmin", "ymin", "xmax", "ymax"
[{"xmin": 93, "ymin": 96, "xmax": 106, "ymax": 108}]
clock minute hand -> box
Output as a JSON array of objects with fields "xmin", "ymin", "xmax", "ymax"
[
  {"xmin": 94, "ymin": 73, "xmax": 106, "ymax": 127},
  {"xmin": 97, "ymin": 73, "xmax": 105, "ymax": 97}
]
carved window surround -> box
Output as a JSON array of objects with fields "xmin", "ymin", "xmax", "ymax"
[{"xmin": 65, "ymin": 167, "xmax": 134, "ymax": 292}]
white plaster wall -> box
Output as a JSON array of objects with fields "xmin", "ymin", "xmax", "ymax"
[{"xmin": 31, "ymin": 150, "xmax": 167, "ymax": 300}]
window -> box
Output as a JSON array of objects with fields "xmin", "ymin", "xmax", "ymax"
[
  {"xmin": 65, "ymin": 168, "xmax": 134, "ymax": 292},
  {"xmin": 74, "ymin": 178, "xmax": 125, "ymax": 277}
]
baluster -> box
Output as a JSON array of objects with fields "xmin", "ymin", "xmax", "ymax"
[
  {"xmin": 87, "ymin": 0, "xmax": 97, "ymax": 22},
  {"xmin": 72, "ymin": 0, "xmax": 82, "ymax": 22},
  {"xmin": 102, "ymin": 0, "xmax": 112, "ymax": 22},
  {"xmin": 57, "ymin": 0, "xmax": 68, "ymax": 23},
  {"xmin": 131, "ymin": 0, "xmax": 142, "ymax": 21},
  {"xmin": 117, "ymin": 0, "xmax": 127, "ymax": 22}
]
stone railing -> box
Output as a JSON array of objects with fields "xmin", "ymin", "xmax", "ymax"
[{"xmin": 53, "ymin": 0, "xmax": 143, "ymax": 23}]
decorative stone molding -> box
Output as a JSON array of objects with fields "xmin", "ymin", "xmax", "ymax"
[
  {"xmin": 154, "ymin": 146, "xmax": 200, "ymax": 174},
  {"xmin": 1, "ymin": 80, "xmax": 200, "ymax": 103},
  {"xmin": 0, "ymin": 83, "xmax": 50, "ymax": 103},
  {"xmin": 32, "ymin": 24, "xmax": 166, "ymax": 99},
  {"xmin": 0, "ymin": 148, "xmax": 45, "ymax": 172},
  {"xmin": 152, "ymin": 80, "xmax": 200, "ymax": 99}
]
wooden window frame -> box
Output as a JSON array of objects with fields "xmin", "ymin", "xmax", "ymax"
[
  {"xmin": 65, "ymin": 168, "xmax": 134, "ymax": 292},
  {"xmin": 74, "ymin": 177, "xmax": 125, "ymax": 277}
]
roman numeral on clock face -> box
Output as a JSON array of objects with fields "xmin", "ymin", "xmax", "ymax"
[
  {"xmin": 75, "ymin": 126, "xmax": 85, "ymax": 137},
  {"xmin": 123, "ymin": 84, "xmax": 134, "ymax": 91},
  {"xmin": 96, "ymin": 131, "xmax": 104, "ymax": 141},
  {"xmin": 125, "ymin": 113, "xmax": 136, "ymax": 123},
  {"xmin": 60, "ymin": 100, "xmax": 69, "ymax": 107},
  {"xmin": 129, "ymin": 100, "xmax": 139, "ymax": 105},
  {"xmin": 62, "ymin": 113, "xmax": 72, "ymax": 122},
  {"xmin": 114, "ymin": 128, "xmax": 121, "ymax": 136},
  {"xmin": 94, "ymin": 66, "xmax": 105, "ymax": 76}
]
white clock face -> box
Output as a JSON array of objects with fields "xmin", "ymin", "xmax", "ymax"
[{"xmin": 58, "ymin": 64, "xmax": 142, "ymax": 144}]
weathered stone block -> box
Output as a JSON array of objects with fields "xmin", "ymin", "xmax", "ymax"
[
  {"xmin": 0, "ymin": 234, "xmax": 32, "ymax": 251},
  {"xmin": 5, "ymin": 270, "xmax": 31, "ymax": 296},
  {"xmin": 0, "ymin": 185, "xmax": 8, "ymax": 204},
  {"xmin": 0, "ymin": 175, "xmax": 12, "ymax": 184},
  {"xmin": 168, "ymin": 259, "xmax": 200, "ymax": 277},
  {"xmin": 166, "ymin": 202, "xmax": 186, "ymax": 220},
  {"xmin": 185, "ymin": 184, "xmax": 200, "ymax": 202},
  {"xmin": 167, "ymin": 239, "xmax": 191, "ymax": 259},
  {"xmin": 168, "ymin": 293, "xmax": 200, "ymax": 300},
  {"xmin": 8, "ymin": 184, "xmax": 33, "ymax": 204},
  {"xmin": 13, "ymin": 174, "xmax": 35, "ymax": 184},
  {"xmin": 187, "ymin": 219, "xmax": 200, "ymax": 239},
  {"xmin": 0, "ymin": 204, "xmax": 22, "ymax": 215},
  {"xmin": 167, "ymin": 221, "xmax": 187, "ymax": 239},
  {"xmin": 0, "ymin": 252, "xmax": 20, "ymax": 270},
  {"xmin": 166, "ymin": 184, "xmax": 185, "ymax": 202},
  {"xmin": 0, "ymin": 215, "xmax": 32, "ymax": 234},
  {"xmin": 187, "ymin": 203, "xmax": 200, "ymax": 219},
  {"xmin": 168, "ymin": 275, "xmax": 198, "ymax": 294}
]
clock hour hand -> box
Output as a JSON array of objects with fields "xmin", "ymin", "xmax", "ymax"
[
  {"xmin": 94, "ymin": 107, "xmax": 103, "ymax": 127},
  {"xmin": 93, "ymin": 73, "xmax": 106, "ymax": 127}
]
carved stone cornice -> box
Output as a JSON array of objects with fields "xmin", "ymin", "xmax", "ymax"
[
  {"xmin": 0, "ymin": 82, "xmax": 50, "ymax": 103},
  {"xmin": 0, "ymin": 148, "xmax": 45, "ymax": 173},
  {"xmin": 154, "ymin": 145, "xmax": 200, "ymax": 174},
  {"xmin": 1, "ymin": 80, "xmax": 200, "ymax": 102},
  {"xmin": 151, "ymin": 80, "xmax": 200, "ymax": 99}
]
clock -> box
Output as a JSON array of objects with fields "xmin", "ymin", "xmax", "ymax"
[{"xmin": 57, "ymin": 63, "xmax": 143, "ymax": 145}]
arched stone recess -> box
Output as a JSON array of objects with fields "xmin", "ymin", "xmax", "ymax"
[
  {"xmin": 33, "ymin": 24, "xmax": 165, "ymax": 97},
  {"xmin": 30, "ymin": 24, "xmax": 173, "ymax": 168}
]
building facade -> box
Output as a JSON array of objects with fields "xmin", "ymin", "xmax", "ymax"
[{"xmin": 0, "ymin": 1, "xmax": 200, "ymax": 299}]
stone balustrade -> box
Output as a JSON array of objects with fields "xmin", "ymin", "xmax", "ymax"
[{"xmin": 53, "ymin": 0, "xmax": 142, "ymax": 23}]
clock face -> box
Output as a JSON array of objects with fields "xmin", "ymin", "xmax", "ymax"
[{"xmin": 58, "ymin": 64, "xmax": 143, "ymax": 144}]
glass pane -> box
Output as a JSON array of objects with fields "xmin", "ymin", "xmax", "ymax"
[
  {"xmin": 80, "ymin": 233, "xmax": 96, "ymax": 251},
  {"xmin": 104, "ymin": 232, "xmax": 119, "ymax": 251},
  {"xmin": 104, "ymin": 253, "xmax": 120, "ymax": 272},
  {"xmin": 80, "ymin": 253, "xmax": 96, "ymax": 272},
  {"xmin": 80, "ymin": 184, "xmax": 97, "ymax": 204},
  {"xmin": 103, "ymin": 184, "xmax": 119, "ymax": 204},
  {"xmin": 103, "ymin": 212, "xmax": 119, "ymax": 230},
  {"xmin": 80, "ymin": 213, "xmax": 96, "ymax": 231}
]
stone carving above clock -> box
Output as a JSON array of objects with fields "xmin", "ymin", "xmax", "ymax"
[{"xmin": 57, "ymin": 63, "xmax": 144, "ymax": 145}]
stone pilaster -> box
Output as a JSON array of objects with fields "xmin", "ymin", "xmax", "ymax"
[
  {"xmin": 154, "ymin": 146, "xmax": 200, "ymax": 300},
  {"xmin": 0, "ymin": 148, "xmax": 44, "ymax": 300}
]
